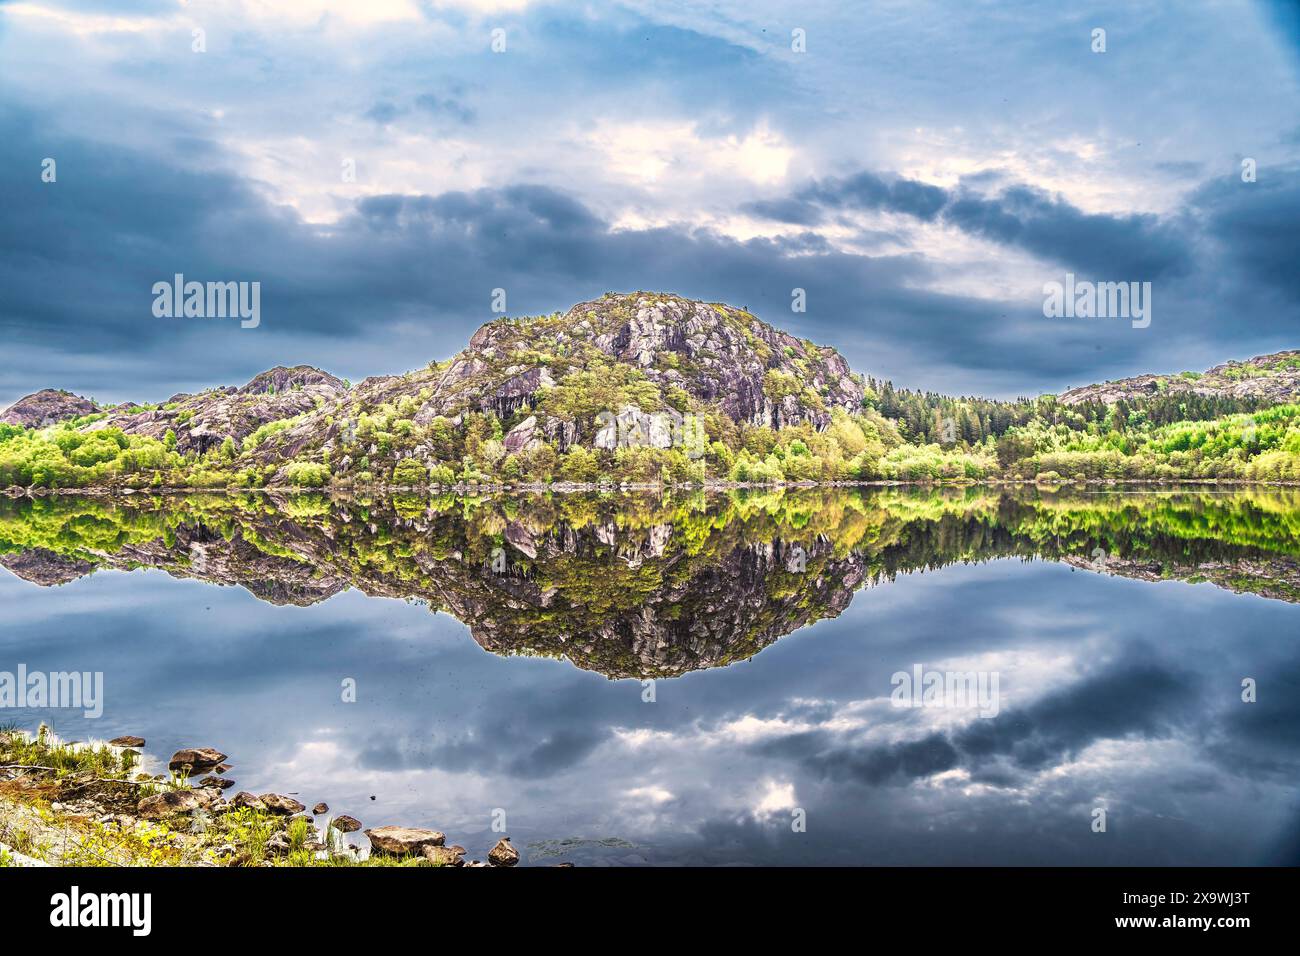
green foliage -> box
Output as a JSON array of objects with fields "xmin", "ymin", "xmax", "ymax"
[
  {"xmin": 538, "ymin": 362, "xmax": 662, "ymax": 422},
  {"xmin": 0, "ymin": 425, "xmax": 183, "ymax": 488},
  {"xmin": 391, "ymin": 458, "xmax": 428, "ymax": 485},
  {"xmin": 280, "ymin": 461, "xmax": 329, "ymax": 486},
  {"xmin": 243, "ymin": 415, "xmax": 302, "ymax": 451}
]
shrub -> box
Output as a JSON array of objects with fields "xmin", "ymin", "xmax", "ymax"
[
  {"xmin": 281, "ymin": 461, "xmax": 329, "ymax": 486},
  {"xmin": 392, "ymin": 458, "xmax": 429, "ymax": 485}
]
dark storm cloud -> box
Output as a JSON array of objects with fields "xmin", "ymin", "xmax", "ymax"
[
  {"xmin": 739, "ymin": 197, "xmax": 824, "ymax": 226},
  {"xmin": 1209, "ymin": 657, "xmax": 1300, "ymax": 782},
  {"xmin": 357, "ymin": 724, "xmax": 607, "ymax": 779},
  {"xmin": 1188, "ymin": 167, "xmax": 1300, "ymax": 302},
  {"xmin": 0, "ymin": 104, "xmax": 1033, "ymax": 402},
  {"xmin": 943, "ymin": 185, "xmax": 1192, "ymax": 279},
  {"xmin": 758, "ymin": 169, "xmax": 1194, "ymax": 279},
  {"xmin": 952, "ymin": 658, "xmax": 1198, "ymax": 770},
  {"xmin": 802, "ymin": 170, "xmax": 950, "ymax": 222},
  {"xmin": 755, "ymin": 729, "xmax": 961, "ymax": 786}
]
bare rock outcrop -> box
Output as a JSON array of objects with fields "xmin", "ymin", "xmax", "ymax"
[
  {"xmin": 1060, "ymin": 351, "xmax": 1300, "ymax": 406},
  {"xmin": 0, "ymin": 389, "xmax": 100, "ymax": 428}
]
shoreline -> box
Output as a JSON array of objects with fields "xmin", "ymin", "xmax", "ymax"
[
  {"xmin": 5, "ymin": 476, "xmax": 1300, "ymax": 499},
  {"xmin": 0, "ymin": 727, "xmax": 531, "ymax": 868}
]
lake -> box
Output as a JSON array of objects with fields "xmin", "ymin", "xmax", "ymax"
[{"xmin": 1, "ymin": 486, "xmax": 1297, "ymax": 865}]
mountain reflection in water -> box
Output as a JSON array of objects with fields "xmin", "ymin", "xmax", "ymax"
[{"xmin": 1, "ymin": 487, "xmax": 1298, "ymax": 865}]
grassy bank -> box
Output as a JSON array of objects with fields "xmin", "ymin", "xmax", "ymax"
[{"xmin": 0, "ymin": 725, "xmax": 512, "ymax": 868}]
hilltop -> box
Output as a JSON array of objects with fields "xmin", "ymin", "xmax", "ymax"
[{"xmin": 0, "ymin": 389, "xmax": 100, "ymax": 429}]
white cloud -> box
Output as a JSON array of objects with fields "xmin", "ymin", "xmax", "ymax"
[
  {"xmin": 586, "ymin": 118, "xmax": 793, "ymax": 188},
  {"xmin": 2, "ymin": 2, "xmax": 170, "ymax": 35},
  {"xmin": 752, "ymin": 779, "xmax": 797, "ymax": 817},
  {"xmin": 624, "ymin": 785, "xmax": 675, "ymax": 805},
  {"xmin": 226, "ymin": 0, "xmax": 423, "ymax": 27}
]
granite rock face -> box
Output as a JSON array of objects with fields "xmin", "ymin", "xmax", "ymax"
[
  {"xmin": 1059, "ymin": 351, "xmax": 1300, "ymax": 406},
  {"xmin": 86, "ymin": 365, "xmax": 347, "ymax": 456},
  {"xmin": 0, "ymin": 389, "xmax": 100, "ymax": 428},
  {"xmin": 208, "ymin": 292, "xmax": 865, "ymax": 483},
  {"xmin": 417, "ymin": 292, "xmax": 863, "ymax": 430}
]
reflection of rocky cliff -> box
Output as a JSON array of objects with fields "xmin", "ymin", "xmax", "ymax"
[
  {"xmin": 3, "ymin": 487, "xmax": 1300, "ymax": 678},
  {"xmin": 1, "ymin": 548, "xmax": 95, "ymax": 586},
  {"xmin": 1062, "ymin": 554, "xmax": 1300, "ymax": 603},
  {"xmin": 1, "ymin": 524, "xmax": 345, "ymax": 606},
  {"xmin": 444, "ymin": 535, "xmax": 864, "ymax": 677},
  {"xmin": 0, "ymin": 492, "xmax": 882, "ymax": 677}
]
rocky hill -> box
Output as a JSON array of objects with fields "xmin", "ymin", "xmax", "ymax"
[
  {"xmin": 1059, "ymin": 351, "xmax": 1300, "ymax": 406},
  {"xmin": 86, "ymin": 365, "xmax": 347, "ymax": 456},
  {"xmin": 0, "ymin": 389, "xmax": 100, "ymax": 428},
  {"xmin": 0, "ymin": 293, "xmax": 865, "ymax": 480},
  {"xmin": 0, "ymin": 490, "xmax": 872, "ymax": 678},
  {"xmin": 249, "ymin": 291, "xmax": 864, "ymax": 472}
]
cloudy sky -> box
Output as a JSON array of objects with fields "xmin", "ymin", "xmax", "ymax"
[{"xmin": 2, "ymin": 0, "xmax": 1299, "ymax": 407}]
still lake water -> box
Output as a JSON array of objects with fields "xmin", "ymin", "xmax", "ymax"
[{"xmin": 1, "ymin": 487, "xmax": 1297, "ymax": 865}]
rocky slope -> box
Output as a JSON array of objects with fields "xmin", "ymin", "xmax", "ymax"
[
  {"xmin": 238, "ymin": 291, "xmax": 865, "ymax": 475},
  {"xmin": 0, "ymin": 389, "xmax": 100, "ymax": 428},
  {"xmin": 88, "ymin": 365, "xmax": 347, "ymax": 456},
  {"xmin": 1059, "ymin": 351, "xmax": 1300, "ymax": 406},
  {"xmin": 0, "ymin": 293, "xmax": 865, "ymax": 480}
]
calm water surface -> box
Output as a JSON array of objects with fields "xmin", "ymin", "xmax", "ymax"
[{"xmin": 1, "ymin": 487, "xmax": 1297, "ymax": 865}]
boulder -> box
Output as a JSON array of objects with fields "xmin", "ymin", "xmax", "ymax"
[
  {"xmin": 365, "ymin": 826, "xmax": 446, "ymax": 856},
  {"xmin": 487, "ymin": 837, "xmax": 520, "ymax": 867},
  {"xmin": 229, "ymin": 791, "xmax": 265, "ymax": 810},
  {"xmin": 199, "ymin": 776, "xmax": 235, "ymax": 790},
  {"xmin": 312, "ymin": 802, "xmax": 329, "ymax": 815},
  {"xmin": 259, "ymin": 793, "xmax": 307, "ymax": 815},
  {"xmin": 137, "ymin": 787, "xmax": 221, "ymax": 819},
  {"xmin": 264, "ymin": 831, "xmax": 293, "ymax": 856},
  {"xmin": 168, "ymin": 747, "xmax": 227, "ymax": 772},
  {"xmin": 108, "ymin": 735, "xmax": 145, "ymax": 748},
  {"xmin": 422, "ymin": 844, "xmax": 466, "ymax": 867},
  {"xmin": 330, "ymin": 814, "xmax": 363, "ymax": 834}
]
